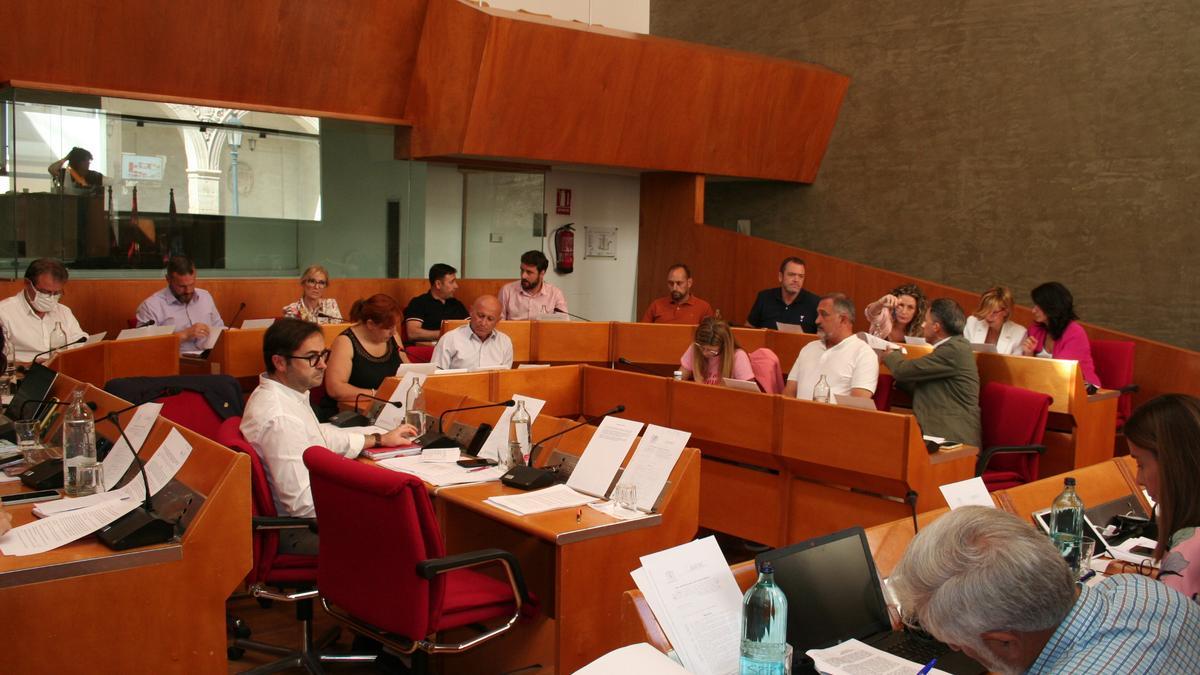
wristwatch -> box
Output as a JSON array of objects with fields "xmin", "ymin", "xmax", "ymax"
[{"xmin": 371, "ymin": 433, "xmax": 382, "ymax": 448}]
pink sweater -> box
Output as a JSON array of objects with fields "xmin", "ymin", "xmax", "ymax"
[{"xmin": 1026, "ymin": 321, "xmax": 1100, "ymax": 386}]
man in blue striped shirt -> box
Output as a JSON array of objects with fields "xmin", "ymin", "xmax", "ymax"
[{"xmin": 890, "ymin": 507, "xmax": 1200, "ymax": 674}]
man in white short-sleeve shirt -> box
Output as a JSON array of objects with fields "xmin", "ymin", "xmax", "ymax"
[{"xmin": 785, "ymin": 293, "xmax": 879, "ymax": 401}]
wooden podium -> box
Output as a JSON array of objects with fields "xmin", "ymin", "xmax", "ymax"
[
  {"xmin": 44, "ymin": 334, "xmax": 181, "ymax": 388},
  {"xmin": 0, "ymin": 373, "xmax": 250, "ymax": 674}
]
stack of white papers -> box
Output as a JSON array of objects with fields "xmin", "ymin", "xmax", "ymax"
[
  {"xmin": 377, "ymin": 455, "xmax": 505, "ymax": 486},
  {"xmin": 484, "ymin": 483, "xmax": 598, "ymax": 516},
  {"xmin": 807, "ymin": 639, "xmax": 952, "ymax": 675},
  {"xmin": 574, "ymin": 643, "xmax": 690, "ymax": 674},
  {"xmin": 611, "ymin": 424, "xmax": 689, "ymax": 513},
  {"xmin": 857, "ymin": 332, "xmax": 906, "ymax": 354},
  {"xmin": 938, "ymin": 477, "xmax": 995, "ymax": 510},
  {"xmin": 566, "ymin": 416, "xmax": 644, "ymax": 498},
  {"xmin": 116, "ymin": 325, "xmax": 175, "ymax": 341},
  {"xmin": 101, "ymin": 402, "xmax": 163, "ymax": 490},
  {"xmin": 630, "ymin": 537, "xmax": 743, "ymax": 675}
]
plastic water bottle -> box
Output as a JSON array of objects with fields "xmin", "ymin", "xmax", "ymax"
[
  {"xmin": 50, "ymin": 321, "xmax": 67, "ymax": 351},
  {"xmin": 741, "ymin": 560, "xmax": 789, "ymax": 675},
  {"xmin": 404, "ymin": 377, "xmax": 426, "ymax": 432},
  {"xmin": 62, "ymin": 388, "xmax": 99, "ymax": 497},
  {"xmin": 812, "ymin": 375, "xmax": 831, "ymax": 403},
  {"xmin": 1, "ymin": 324, "xmax": 15, "ymax": 393},
  {"xmin": 507, "ymin": 400, "xmax": 532, "ymax": 468},
  {"xmin": 1051, "ymin": 477, "xmax": 1085, "ymax": 575}
]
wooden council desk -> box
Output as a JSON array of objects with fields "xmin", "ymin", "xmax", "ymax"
[
  {"xmin": 0, "ymin": 373, "xmax": 250, "ymax": 674},
  {"xmin": 181, "ymin": 322, "xmax": 351, "ymax": 379},
  {"xmin": 375, "ymin": 383, "xmax": 702, "ymax": 674},
  {"xmin": 43, "ymin": 333, "xmax": 181, "ymax": 388}
]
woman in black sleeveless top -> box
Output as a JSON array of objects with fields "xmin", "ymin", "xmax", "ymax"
[{"xmin": 318, "ymin": 293, "xmax": 409, "ymax": 420}]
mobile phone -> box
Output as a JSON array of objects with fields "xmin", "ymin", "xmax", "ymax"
[
  {"xmin": 456, "ymin": 458, "xmax": 494, "ymax": 468},
  {"xmin": 2, "ymin": 489, "xmax": 62, "ymax": 505}
]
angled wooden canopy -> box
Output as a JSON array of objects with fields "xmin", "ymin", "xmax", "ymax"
[{"xmin": 3, "ymin": 0, "xmax": 848, "ymax": 182}]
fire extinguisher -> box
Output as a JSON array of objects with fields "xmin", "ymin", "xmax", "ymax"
[{"xmin": 552, "ymin": 223, "xmax": 575, "ymax": 274}]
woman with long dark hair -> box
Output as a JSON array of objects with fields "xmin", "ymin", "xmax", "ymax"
[
  {"xmin": 1021, "ymin": 281, "xmax": 1099, "ymax": 386},
  {"xmin": 1125, "ymin": 394, "xmax": 1200, "ymax": 603}
]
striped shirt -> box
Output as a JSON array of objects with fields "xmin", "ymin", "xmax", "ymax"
[{"xmin": 1028, "ymin": 574, "xmax": 1200, "ymax": 674}]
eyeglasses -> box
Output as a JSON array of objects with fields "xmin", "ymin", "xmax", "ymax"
[
  {"xmin": 695, "ymin": 343, "xmax": 721, "ymax": 356},
  {"xmin": 303, "ymin": 278, "xmax": 328, "ymax": 287},
  {"xmin": 283, "ymin": 349, "xmax": 330, "ymax": 367}
]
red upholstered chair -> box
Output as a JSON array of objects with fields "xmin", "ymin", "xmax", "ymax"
[
  {"xmin": 400, "ymin": 318, "xmax": 435, "ymax": 364},
  {"xmin": 1090, "ymin": 339, "xmax": 1138, "ymax": 430},
  {"xmin": 218, "ymin": 418, "xmax": 375, "ymax": 673},
  {"xmin": 976, "ymin": 382, "xmax": 1053, "ymax": 491},
  {"xmin": 303, "ymin": 445, "xmax": 533, "ymax": 674},
  {"xmin": 748, "ymin": 348, "xmax": 784, "ymax": 394},
  {"xmin": 873, "ymin": 374, "xmax": 895, "ymax": 411},
  {"xmin": 158, "ymin": 390, "xmax": 225, "ymax": 440}
]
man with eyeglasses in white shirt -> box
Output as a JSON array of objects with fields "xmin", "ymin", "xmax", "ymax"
[
  {"xmin": 0, "ymin": 258, "xmax": 88, "ymax": 362},
  {"xmin": 241, "ymin": 318, "xmax": 418, "ymax": 554}
]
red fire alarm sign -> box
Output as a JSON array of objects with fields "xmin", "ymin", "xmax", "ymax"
[{"xmin": 556, "ymin": 189, "xmax": 572, "ymax": 215}]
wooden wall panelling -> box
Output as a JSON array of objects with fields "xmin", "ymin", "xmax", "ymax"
[
  {"xmin": 495, "ymin": 365, "xmax": 582, "ymax": 419},
  {"xmin": 610, "ymin": 322, "xmax": 695, "ymax": 366},
  {"xmin": 580, "ymin": 366, "xmax": 671, "ymax": 429},
  {"xmin": 407, "ymin": 3, "xmax": 849, "ymax": 182},
  {"xmin": 2, "ymin": 0, "xmax": 427, "ymax": 123},
  {"xmin": 532, "ymin": 321, "xmax": 611, "ymax": 364}
]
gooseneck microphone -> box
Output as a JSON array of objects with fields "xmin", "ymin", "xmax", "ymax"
[
  {"xmin": 317, "ymin": 312, "xmax": 344, "ymax": 322},
  {"xmin": 328, "ymin": 392, "xmax": 404, "ymax": 428},
  {"xmin": 228, "ymin": 302, "xmax": 247, "ymax": 328},
  {"xmin": 32, "ymin": 336, "xmax": 88, "ymax": 364},
  {"xmin": 136, "ymin": 319, "xmax": 156, "ymax": 328},
  {"xmin": 416, "ymin": 400, "xmax": 516, "ymax": 449},
  {"xmin": 616, "ymin": 357, "xmax": 659, "ymax": 376},
  {"xmin": 501, "ymin": 405, "xmax": 625, "ymax": 491},
  {"xmin": 95, "ymin": 401, "xmax": 175, "ymax": 550},
  {"xmin": 553, "ymin": 308, "xmax": 592, "ymax": 322}
]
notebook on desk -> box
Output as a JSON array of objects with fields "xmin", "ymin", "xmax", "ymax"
[{"xmin": 757, "ymin": 527, "xmax": 985, "ymax": 675}]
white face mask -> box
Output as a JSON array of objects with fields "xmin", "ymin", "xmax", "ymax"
[{"xmin": 30, "ymin": 289, "xmax": 60, "ymax": 313}]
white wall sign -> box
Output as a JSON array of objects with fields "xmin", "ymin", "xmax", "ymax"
[
  {"xmin": 585, "ymin": 226, "xmax": 617, "ymax": 259},
  {"xmin": 121, "ymin": 153, "xmax": 166, "ymax": 181}
]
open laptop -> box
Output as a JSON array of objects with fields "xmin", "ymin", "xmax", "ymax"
[
  {"xmin": 1, "ymin": 363, "xmax": 59, "ymax": 441},
  {"xmin": 757, "ymin": 527, "xmax": 985, "ymax": 675}
]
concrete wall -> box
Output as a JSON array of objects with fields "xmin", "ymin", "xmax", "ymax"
[{"xmin": 651, "ymin": 0, "xmax": 1200, "ymax": 350}]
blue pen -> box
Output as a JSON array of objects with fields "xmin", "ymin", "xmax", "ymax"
[{"xmin": 916, "ymin": 657, "xmax": 937, "ymax": 675}]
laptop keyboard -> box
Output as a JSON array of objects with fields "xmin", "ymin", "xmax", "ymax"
[{"xmin": 887, "ymin": 637, "xmax": 948, "ymax": 664}]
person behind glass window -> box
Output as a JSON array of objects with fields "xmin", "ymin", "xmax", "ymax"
[
  {"xmin": 963, "ymin": 286, "xmax": 1027, "ymax": 355},
  {"xmin": 0, "ymin": 258, "xmax": 88, "ymax": 362},
  {"xmin": 47, "ymin": 147, "xmax": 103, "ymax": 196},
  {"xmin": 680, "ymin": 316, "xmax": 754, "ymax": 385},
  {"xmin": 319, "ymin": 294, "xmax": 409, "ymax": 420},
  {"xmin": 282, "ymin": 265, "xmax": 342, "ymax": 324},
  {"xmin": 1020, "ymin": 281, "xmax": 1100, "ymax": 386},
  {"xmin": 135, "ymin": 255, "xmax": 225, "ymax": 354},
  {"xmin": 865, "ymin": 282, "xmax": 927, "ymax": 342}
]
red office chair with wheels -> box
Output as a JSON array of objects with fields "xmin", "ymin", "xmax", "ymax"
[
  {"xmin": 217, "ymin": 418, "xmax": 375, "ymax": 674},
  {"xmin": 1091, "ymin": 339, "xmax": 1138, "ymax": 430},
  {"xmin": 303, "ymin": 445, "xmax": 535, "ymax": 674},
  {"xmin": 976, "ymin": 382, "xmax": 1053, "ymax": 491}
]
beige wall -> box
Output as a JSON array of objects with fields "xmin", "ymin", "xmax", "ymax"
[{"xmin": 652, "ymin": 1, "xmax": 1200, "ymax": 350}]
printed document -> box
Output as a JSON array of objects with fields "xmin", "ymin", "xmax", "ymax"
[
  {"xmin": 613, "ymin": 425, "xmax": 689, "ymax": 512},
  {"xmin": 116, "ymin": 325, "xmax": 175, "ymax": 341},
  {"xmin": 857, "ymin": 332, "xmax": 906, "ymax": 354},
  {"xmin": 632, "ymin": 536, "xmax": 742, "ymax": 675},
  {"xmin": 61, "ymin": 332, "xmax": 106, "ymax": 351},
  {"xmin": 807, "ymin": 639, "xmax": 952, "ymax": 675},
  {"xmin": 484, "ymin": 483, "xmax": 599, "ymax": 516},
  {"xmin": 0, "ymin": 497, "xmax": 141, "ymax": 556},
  {"xmin": 34, "ymin": 490, "xmax": 129, "ymax": 518},
  {"xmin": 938, "ymin": 476, "xmax": 995, "ymax": 510},
  {"xmin": 376, "ymin": 371, "xmax": 428, "ymax": 429},
  {"xmin": 574, "ymin": 643, "xmax": 690, "ymax": 674},
  {"xmin": 100, "ymin": 402, "xmax": 164, "ymax": 490},
  {"xmin": 567, "ymin": 416, "xmax": 644, "ymax": 498},
  {"xmin": 378, "ymin": 455, "xmax": 505, "ymax": 486},
  {"xmin": 113, "ymin": 427, "xmax": 193, "ymax": 501},
  {"xmin": 478, "ymin": 394, "xmax": 545, "ymax": 463},
  {"xmin": 240, "ymin": 318, "xmax": 276, "ymax": 329}
]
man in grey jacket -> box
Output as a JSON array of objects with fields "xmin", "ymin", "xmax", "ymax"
[{"xmin": 883, "ymin": 298, "xmax": 981, "ymax": 446}]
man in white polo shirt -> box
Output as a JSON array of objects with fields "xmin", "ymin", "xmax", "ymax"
[
  {"xmin": 785, "ymin": 292, "xmax": 878, "ymax": 401},
  {"xmin": 431, "ymin": 295, "xmax": 514, "ymax": 370}
]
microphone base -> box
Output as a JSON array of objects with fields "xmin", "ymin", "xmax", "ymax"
[
  {"xmin": 97, "ymin": 508, "xmax": 175, "ymax": 550},
  {"xmin": 500, "ymin": 465, "xmax": 558, "ymax": 491},
  {"xmin": 328, "ymin": 410, "xmax": 369, "ymax": 428},
  {"xmin": 20, "ymin": 458, "xmax": 64, "ymax": 490}
]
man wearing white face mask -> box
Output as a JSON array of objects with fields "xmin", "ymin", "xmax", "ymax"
[{"xmin": 0, "ymin": 259, "xmax": 88, "ymax": 362}]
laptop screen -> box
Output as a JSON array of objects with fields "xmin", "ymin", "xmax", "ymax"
[
  {"xmin": 757, "ymin": 527, "xmax": 892, "ymax": 655},
  {"xmin": 9, "ymin": 363, "xmax": 58, "ymax": 420}
]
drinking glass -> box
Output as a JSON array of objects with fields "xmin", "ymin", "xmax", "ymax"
[
  {"xmin": 14, "ymin": 420, "xmax": 44, "ymax": 465},
  {"xmin": 69, "ymin": 464, "xmax": 102, "ymax": 497},
  {"xmin": 1078, "ymin": 537, "xmax": 1096, "ymax": 579},
  {"xmin": 613, "ymin": 483, "xmax": 638, "ymax": 516}
]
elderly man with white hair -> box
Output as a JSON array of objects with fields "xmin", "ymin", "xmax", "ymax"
[{"xmin": 890, "ymin": 506, "xmax": 1200, "ymax": 674}]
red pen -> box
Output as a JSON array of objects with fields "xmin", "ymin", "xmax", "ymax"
[{"xmin": 467, "ymin": 466, "xmax": 490, "ymax": 473}]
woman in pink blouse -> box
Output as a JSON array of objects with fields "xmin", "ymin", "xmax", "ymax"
[
  {"xmin": 1021, "ymin": 281, "xmax": 1100, "ymax": 387},
  {"xmin": 1125, "ymin": 394, "xmax": 1200, "ymax": 604},
  {"xmin": 679, "ymin": 317, "xmax": 754, "ymax": 385}
]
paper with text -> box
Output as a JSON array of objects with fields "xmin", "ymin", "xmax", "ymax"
[
  {"xmin": 614, "ymin": 425, "xmax": 689, "ymax": 512},
  {"xmin": 241, "ymin": 318, "xmax": 276, "ymax": 329},
  {"xmin": 0, "ymin": 497, "xmax": 141, "ymax": 556},
  {"xmin": 113, "ymin": 427, "xmax": 193, "ymax": 501},
  {"xmin": 857, "ymin": 331, "xmax": 906, "ymax": 354},
  {"xmin": 567, "ymin": 416, "xmax": 644, "ymax": 498},
  {"xmin": 807, "ymin": 639, "xmax": 952, "ymax": 675},
  {"xmin": 33, "ymin": 490, "xmax": 129, "ymax": 518},
  {"xmin": 484, "ymin": 483, "xmax": 598, "ymax": 516},
  {"xmin": 101, "ymin": 402, "xmax": 164, "ymax": 490},
  {"xmin": 378, "ymin": 455, "xmax": 505, "ymax": 486},
  {"xmin": 420, "ymin": 447, "xmax": 460, "ymax": 463},
  {"xmin": 634, "ymin": 537, "xmax": 742, "ymax": 675},
  {"xmin": 478, "ymin": 395, "xmax": 545, "ymax": 463},
  {"xmin": 116, "ymin": 325, "xmax": 175, "ymax": 340},
  {"xmin": 574, "ymin": 643, "xmax": 690, "ymax": 674},
  {"xmin": 63, "ymin": 332, "xmax": 107, "ymax": 351},
  {"xmin": 939, "ymin": 476, "xmax": 995, "ymax": 510}
]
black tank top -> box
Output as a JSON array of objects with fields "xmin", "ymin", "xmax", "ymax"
[{"xmin": 317, "ymin": 328, "xmax": 403, "ymax": 420}]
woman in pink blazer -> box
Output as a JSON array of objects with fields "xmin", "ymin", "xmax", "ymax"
[{"xmin": 1021, "ymin": 281, "xmax": 1100, "ymax": 386}]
